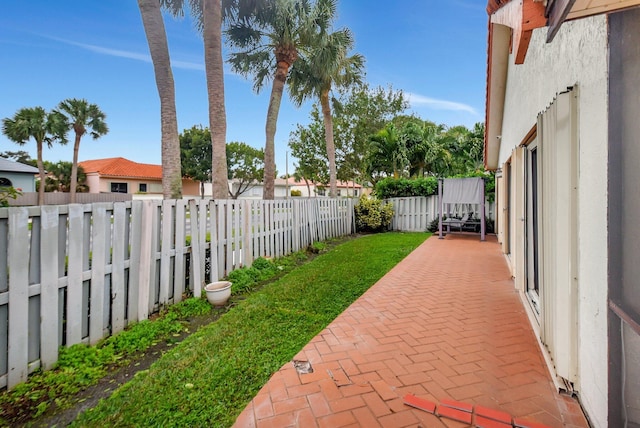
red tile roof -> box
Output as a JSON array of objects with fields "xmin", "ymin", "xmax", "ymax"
[{"xmin": 80, "ymin": 157, "xmax": 162, "ymax": 180}]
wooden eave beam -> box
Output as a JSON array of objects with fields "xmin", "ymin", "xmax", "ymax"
[
  {"xmin": 546, "ymin": 0, "xmax": 577, "ymax": 42},
  {"xmin": 491, "ymin": 0, "xmax": 547, "ymax": 64}
]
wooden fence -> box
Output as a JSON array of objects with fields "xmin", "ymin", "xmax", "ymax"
[
  {"xmin": 0, "ymin": 197, "xmax": 354, "ymax": 389},
  {"xmin": 386, "ymin": 196, "xmax": 495, "ymax": 232},
  {"xmin": 9, "ymin": 192, "xmax": 132, "ymax": 206}
]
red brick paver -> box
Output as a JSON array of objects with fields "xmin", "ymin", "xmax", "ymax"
[{"xmin": 233, "ymin": 235, "xmax": 589, "ymax": 428}]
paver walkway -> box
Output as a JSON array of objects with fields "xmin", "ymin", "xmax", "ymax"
[{"xmin": 233, "ymin": 235, "xmax": 589, "ymax": 428}]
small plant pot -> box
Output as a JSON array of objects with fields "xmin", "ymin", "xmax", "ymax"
[{"xmin": 205, "ymin": 281, "xmax": 232, "ymax": 307}]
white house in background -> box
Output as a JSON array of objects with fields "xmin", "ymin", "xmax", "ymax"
[
  {"xmin": 218, "ymin": 177, "xmax": 366, "ymax": 199},
  {"xmin": 485, "ymin": 1, "xmax": 640, "ymax": 426},
  {"xmin": 0, "ymin": 158, "xmax": 38, "ymax": 192}
]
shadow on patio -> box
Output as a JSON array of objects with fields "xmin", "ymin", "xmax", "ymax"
[{"xmin": 233, "ymin": 234, "xmax": 589, "ymax": 428}]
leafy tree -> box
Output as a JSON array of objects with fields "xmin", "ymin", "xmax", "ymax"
[
  {"xmin": 138, "ymin": 0, "xmax": 183, "ymax": 199},
  {"xmin": 43, "ymin": 161, "xmax": 89, "ymax": 193},
  {"xmin": 180, "ymin": 125, "xmax": 212, "ymax": 198},
  {"xmin": 0, "ymin": 150, "xmax": 37, "ymax": 167},
  {"xmin": 289, "ymin": 116, "xmax": 329, "ymax": 195},
  {"xmin": 226, "ymin": 142, "xmax": 264, "ymax": 199},
  {"xmin": 289, "ymin": 83, "xmax": 407, "ymax": 187},
  {"xmin": 1, "ymin": 107, "xmax": 67, "ymax": 205},
  {"xmin": 0, "ymin": 186, "xmax": 21, "ymax": 207},
  {"xmin": 226, "ymin": 0, "xmax": 334, "ymax": 199},
  {"xmin": 288, "ymin": 23, "xmax": 365, "ymax": 197},
  {"xmin": 54, "ymin": 98, "xmax": 108, "ymax": 203}
]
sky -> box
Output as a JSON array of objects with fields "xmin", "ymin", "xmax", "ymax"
[{"xmin": 0, "ymin": 1, "xmax": 488, "ymax": 175}]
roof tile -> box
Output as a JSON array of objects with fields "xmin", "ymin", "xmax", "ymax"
[{"xmin": 80, "ymin": 157, "xmax": 162, "ymax": 180}]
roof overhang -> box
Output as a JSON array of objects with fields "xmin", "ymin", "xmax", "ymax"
[
  {"xmin": 484, "ymin": 0, "xmax": 546, "ymax": 170},
  {"xmin": 548, "ymin": 0, "xmax": 640, "ymax": 41}
]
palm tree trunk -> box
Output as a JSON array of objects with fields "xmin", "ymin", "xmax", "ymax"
[
  {"xmin": 138, "ymin": 0, "xmax": 182, "ymax": 200},
  {"xmin": 320, "ymin": 89, "xmax": 337, "ymax": 198},
  {"xmin": 36, "ymin": 141, "xmax": 45, "ymax": 206},
  {"xmin": 203, "ymin": 0, "xmax": 228, "ymax": 200},
  {"xmin": 69, "ymin": 132, "xmax": 81, "ymax": 203},
  {"xmin": 263, "ymin": 60, "xmax": 289, "ymax": 200}
]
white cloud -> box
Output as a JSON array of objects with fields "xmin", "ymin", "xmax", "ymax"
[
  {"xmin": 406, "ymin": 92, "xmax": 478, "ymax": 115},
  {"xmin": 47, "ymin": 36, "xmax": 205, "ymax": 71}
]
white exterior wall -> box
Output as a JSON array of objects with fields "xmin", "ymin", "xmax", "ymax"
[{"xmin": 497, "ymin": 16, "xmax": 608, "ymax": 427}]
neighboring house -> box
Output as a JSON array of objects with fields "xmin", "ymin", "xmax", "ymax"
[
  {"xmin": 485, "ymin": 2, "xmax": 640, "ymax": 427},
  {"xmin": 80, "ymin": 157, "xmax": 200, "ymax": 196},
  {"xmin": 0, "ymin": 158, "xmax": 38, "ymax": 192},
  {"xmin": 226, "ymin": 177, "xmax": 365, "ymax": 199}
]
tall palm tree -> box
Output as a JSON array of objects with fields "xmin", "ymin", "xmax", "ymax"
[
  {"xmin": 138, "ymin": 0, "xmax": 183, "ymax": 199},
  {"xmin": 288, "ymin": 23, "xmax": 364, "ymax": 197},
  {"xmin": 1, "ymin": 107, "xmax": 67, "ymax": 205},
  {"xmin": 54, "ymin": 98, "xmax": 108, "ymax": 203},
  {"xmin": 227, "ymin": 0, "xmax": 333, "ymax": 199},
  {"xmin": 367, "ymin": 123, "xmax": 408, "ymax": 181},
  {"xmin": 149, "ymin": 0, "xmax": 266, "ymax": 200}
]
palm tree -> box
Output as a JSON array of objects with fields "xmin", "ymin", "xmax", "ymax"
[
  {"xmin": 367, "ymin": 123, "xmax": 408, "ymax": 181},
  {"xmin": 54, "ymin": 98, "xmax": 108, "ymax": 203},
  {"xmin": 288, "ymin": 22, "xmax": 365, "ymax": 197},
  {"xmin": 1, "ymin": 107, "xmax": 67, "ymax": 205},
  {"xmin": 138, "ymin": 0, "xmax": 183, "ymax": 199},
  {"xmin": 227, "ymin": 0, "xmax": 333, "ymax": 199}
]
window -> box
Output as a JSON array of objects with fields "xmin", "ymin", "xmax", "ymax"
[
  {"xmin": 111, "ymin": 182, "xmax": 128, "ymax": 193},
  {"xmin": 139, "ymin": 183, "xmax": 147, "ymax": 193},
  {"xmin": 354, "ymin": 189, "xmax": 359, "ymax": 196},
  {"xmin": 0, "ymin": 177, "xmax": 12, "ymax": 187}
]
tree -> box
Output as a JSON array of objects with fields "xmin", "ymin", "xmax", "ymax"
[
  {"xmin": 1, "ymin": 107, "xmax": 67, "ymax": 205},
  {"xmin": 290, "ymin": 83, "xmax": 407, "ymax": 186},
  {"xmin": 366, "ymin": 123, "xmax": 409, "ymax": 181},
  {"xmin": 227, "ymin": 0, "xmax": 334, "ymax": 199},
  {"xmin": 0, "ymin": 150, "xmax": 37, "ymax": 167},
  {"xmin": 54, "ymin": 98, "xmax": 108, "ymax": 203},
  {"xmin": 288, "ymin": 22, "xmax": 364, "ymax": 197},
  {"xmin": 226, "ymin": 141, "xmax": 264, "ymax": 199},
  {"xmin": 289, "ymin": 116, "xmax": 329, "ymax": 195},
  {"xmin": 43, "ymin": 161, "xmax": 89, "ymax": 193},
  {"xmin": 138, "ymin": 0, "xmax": 183, "ymax": 199},
  {"xmin": 180, "ymin": 125, "xmax": 212, "ymax": 198}
]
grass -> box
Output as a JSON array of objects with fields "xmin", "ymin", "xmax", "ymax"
[
  {"xmin": 72, "ymin": 232, "xmax": 428, "ymax": 427},
  {"xmin": 0, "ymin": 298, "xmax": 214, "ymax": 425}
]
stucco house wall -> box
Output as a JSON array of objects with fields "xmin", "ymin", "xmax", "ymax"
[
  {"xmin": 496, "ymin": 16, "xmax": 608, "ymax": 427},
  {"xmin": 0, "ymin": 172, "xmax": 36, "ymax": 192}
]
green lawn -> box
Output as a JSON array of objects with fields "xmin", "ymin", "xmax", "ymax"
[{"xmin": 72, "ymin": 232, "xmax": 429, "ymax": 427}]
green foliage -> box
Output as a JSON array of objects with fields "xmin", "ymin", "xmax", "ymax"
[
  {"xmin": 374, "ymin": 177, "xmax": 438, "ymax": 199},
  {"xmin": 72, "ymin": 232, "xmax": 428, "ymax": 428},
  {"xmin": 290, "ymin": 189, "xmax": 302, "ymax": 197},
  {"xmin": 354, "ymin": 195, "xmax": 394, "ymax": 232},
  {"xmin": 289, "ymin": 83, "xmax": 408, "ymax": 185},
  {"xmin": 0, "ymin": 187, "xmax": 21, "ymax": 207},
  {"xmin": 180, "ymin": 125, "xmax": 212, "ymax": 197},
  {"xmin": 43, "ymin": 161, "xmax": 89, "ymax": 193},
  {"xmin": 0, "ymin": 297, "xmax": 213, "ymax": 424},
  {"xmin": 226, "ymin": 141, "xmax": 264, "ymax": 199}
]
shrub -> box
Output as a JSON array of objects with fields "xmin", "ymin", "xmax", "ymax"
[
  {"xmin": 290, "ymin": 189, "xmax": 302, "ymax": 197},
  {"xmin": 0, "ymin": 186, "xmax": 21, "ymax": 207},
  {"xmin": 354, "ymin": 195, "xmax": 394, "ymax": 232},
  {"xmin": 374, "ymin": 177, "xmax": 438, "ymax": 199}
]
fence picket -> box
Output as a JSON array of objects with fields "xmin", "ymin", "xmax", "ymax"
[
  {"xmin": 137, "ymin": 201, "xmax": 153, "ymax": 321},
  {"xmin": 89, "ymin": 205, "xmax": 108, "ymax": 345},
  {"xmin": 7, "ymin": 207, "xmax": 29, "ymax": 388},
  {"xmin": 39, "ymin": 206, "xmax": 59, "ymax": 370},
  {"xmin": 174, "ymin": 200, "xmax": 186, "ymax": 301},
  {"xmin": 159, "ymin": 200, "xmax": 173, "ymax": 306},
  {"xmin": 111, "ymin": 203, "xmax": 127, "ymax": 334},
  {"xmin": 188, "ymin": 200, "xmax": 202, "ymax": 297}
]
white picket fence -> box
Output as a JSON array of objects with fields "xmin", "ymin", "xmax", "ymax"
[
  {"xmin": 0, "ymin": 197, "xmax": 354, "ymax": 390},
  {"xmin": 386, "ymin": 195, "xmax": 495, "ymax": 232}
]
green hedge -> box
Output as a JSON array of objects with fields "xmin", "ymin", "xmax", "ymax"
[{"xmin": 374, "ymin": 173, "xmax": 495, "ymax": 202}]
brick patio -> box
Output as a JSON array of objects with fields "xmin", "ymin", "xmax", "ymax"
[{"xmin": 233, "ymin": 234, "xmax": 589, "ymax": 428}]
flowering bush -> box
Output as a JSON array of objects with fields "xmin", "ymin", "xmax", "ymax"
[{"xmin": 354, "ymin": 195, "xmax": 394, "ymax": 232}]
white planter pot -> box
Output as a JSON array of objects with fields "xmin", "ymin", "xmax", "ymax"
[{"xmin": 205, "ymin": 281, "xmax": 232, "ymax": 306}]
